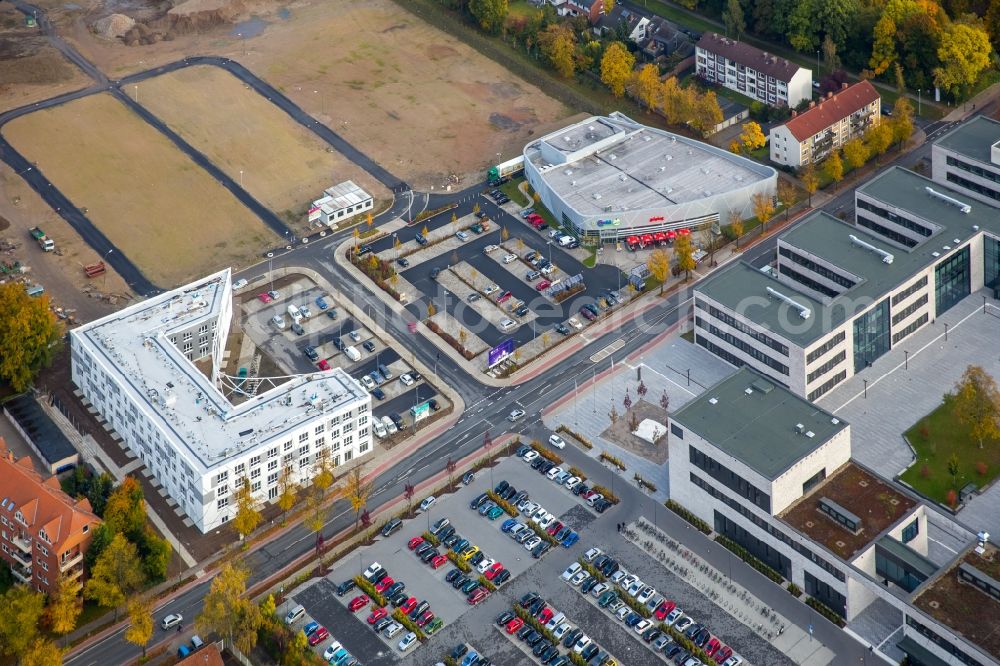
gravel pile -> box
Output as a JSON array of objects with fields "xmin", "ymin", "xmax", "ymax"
[{"xmin": 91, "ymin": 13, "xmax": 135, "ymax": 39}]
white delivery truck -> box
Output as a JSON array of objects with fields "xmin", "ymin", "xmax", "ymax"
[
  {"xmin": 286, "ymin": 304, "xmax": 303, "ymax": 323},
  {"xmin": 344, "ymin": 345, "xmax": 362, "ymax": 362}
]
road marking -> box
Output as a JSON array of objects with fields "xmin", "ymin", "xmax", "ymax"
[{"xmin": 589, "ymin": 338, "xmax": 625, "ymax": 363}]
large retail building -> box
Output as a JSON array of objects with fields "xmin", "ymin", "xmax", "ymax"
[
  {"xmin": 522, "ymin": 112, "xmax": 776, "ymax": 240},
  {"xmin": 70, "ymin": 269, "xmax": 373, "ymax": 533}
]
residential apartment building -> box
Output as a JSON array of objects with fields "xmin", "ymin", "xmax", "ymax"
[
  {"xmin": 693, "ymin": 165, "xmax": 1000, "ymax": 400},
  {"xmin": 932, "ymin": 116, "xmax": 1000, "ymax": 207},
  {"xmin": 769, "ymin": 81, "xmax": 881, "ymax": 167},
  {"xmin": 0, "ymin": 438, "xmax": 102, "ymax": 595},
  {"xmin": 669, "ymin": 368, "xmax": 999, "ymax": 666},
  {"xmin": 70, "ymin": 269, "xmax": 372, "ymax": 533},
  {"xmin": 695, "ymin": 33, "xmax": 812, "ymax": 108}
]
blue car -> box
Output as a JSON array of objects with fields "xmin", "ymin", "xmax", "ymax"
[
  {"xmin": 331, "ymin": 648, "xmax": 350, "ymax": 665},
  {"xmin": 303, "ymin": 621, "xmax": 319, "ymax": 636},
  {"xmin": 316, "ymin": 296, "xmax": 329, "ymax": 310},
  {"xmin": 501, "ymin": 518, "xmax": 517, "ymax": 532},
  {"xmin": 461, "ymin": 652, "xmax": 480, "ymax": 666},
  {"xmin": 561, "ymin": 531, "xmax": 579, "ymax": 548}
]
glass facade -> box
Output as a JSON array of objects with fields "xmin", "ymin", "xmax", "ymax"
[
  {"xmin": 714, "ymin": 510, "xmax": 791, "ymax": 579},
  {"xmin": 876, "ymin": 544, "xmax": 930, "ymax": 593},
  {"xmin": 805, "ymin": 571, "xmax": 846, "ymax": 617},
  {"xmin": 986, "ymin": 235, "xmax": 1000, "ymax": 298},
  {"xmin": 853, "ymin": 298, "xmax": 891, "ymax": 373},
  {"xmin": 934, "ymin": 247, "xmax": 970, "ymax": 316}
]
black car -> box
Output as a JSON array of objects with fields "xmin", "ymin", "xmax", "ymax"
[
  {"xmin": 420, "ymin": 548, "xmax": 439, "ymax": 563},
  {"xmin": 672, "ymin": 649, "xmax": 690, "ymax": 665},
  {"xmin": 438, "ymin": 526, "xmax": 456, "ymax": 542},
  {"xmin": 390, "ymin": 590, "xmax": 409, "ymax": 606},
  {"xmin": 592, "ymin": 554, "xmax": 608, "ymax": 570},
  {"xmin": 463, "ymin": 471, "xmax": 475, "ymax": 485},
  {"xmin": 581, "ymin": 643, "xmax": 599, "ymax": 660},
  {"xmin": 355, "ymin": 244, "xmax": 373, "ymax": 256},
  {"xmin": 643, "ymin": 628, "xmax": 661, "ymax": 642},
  {"xmin": 446, "ymin": 569, "xmax": 463, "ymax": 584},
  {"xmin": 443, "ymin": 533, "xmax": 460, "ymax": 548},
  {"xmin": 520, "ymin": 592, "xmax": 539, "ymax": 607},
  {"xmin": 373, "ymin": 616, "xmax": 392, "ymax": 632},
  {"xmin": 555, "ymin": 323, "xmax": 571, "ymax": 335},
  {"xmin": 562, "ymin": 628, "xmax": 582, "ymax": 648},
  {"xmin": 530, "ymin": 457, "xmax": 545, "ymax": 470},
  {"xmin": 533, "ymin": 640, "xmax": 552, "ymax": 656},
  {"xmin": 494, "ymin": 480, "xmax": 509, "ymax": 494},
  {"xmin": 362, "ymin": 339, "xmax": 376, "ymax": 352},
  {"xmin": 573, "ymin": 483, "xmax": 589, "ymax": 496},
  {"xmin": 385, "ymin": 581, "xmax": 405, "ymax": 597},
  {"xmin": 326, "ymin": 308, "xmax": 338, "ymax": 320},
  {"xmin": 428, "ymin": 398, "xmax": 440, "ymax": 411},
  {"xmin": 333, "ymin": 338, "xmax": 346, "ymax": 352},
  {"xmin": 581, "ymin": 577, "xmax": 599, "ymax": 594},
  {"xmin": 538, "ymin": 460, "xmax": 555, "ymax": 474},
  {"xmin": 496, "ymin": 611, "xmax": 515, "ymax": 626},
  {"xmin": 415, "ymin": 233, "xmax": 429, "ymax": 246},
  {"xmin": 532, "ymin": 542, "xmax": 551, "ymax": 558},
  {"xmin": 415, "ymin": 542, "xmax": 433, "ymax": 556},
  {"xmin": 469, "ymin": 551, "xmax": 485, "ymax": 566},
  {"xmin": 528, "ymin": 598, "xmax": 546, "ymax": 615},
  {"xmin": 526, "ymin": 632, "xmax": 544, "ymax": 648},
  {"xmin": 515, "ymin": 305, "xmax": 529, "ymax": 317},
  {"xmin": 303, "ymin": 345, "xmax": 319, "ymax": 362},
  {"xmin": 408, "ymin": 600, "xmax": 429, "ymax": 621},
  {"xmin": 389, "ymin": 413, "xmax": 404, "ymax": 429},
  {"xmin": 501, "ymin": 485, "xmax": 517, "ymax": 501},
  {"xmin": 517, "ymin": 626, "xmax": 535, "ymax": 640},
  {"xmin": 694, "ymin": 628, "xmax": 711, "ymax": 648},
  {"xmin": 461, "ymin": 579, "xmax": 480, "ymax": 594},
  {"xmin": 470, "ymin": 492, "xmax": 489, "ymax": 510},
  {"xmin": 541, "ymin": 646, "xmax": 560, "ymax": 664},
  {"xmin": 430, "ymin": 267, "xmax": 442, "ymax": 279},
  {"xmin": 512, "ymin": 490, "xmax": 529, "ymax": 504},
  {"xmin": 600, "ymin": 558, "xmax": 619, "ymax": 577},
  {"xmin": 336, "ymin": 579, "xmax": 356, "ymax": 596},
  {"xmin": 494, "ymin": 569, "xmax": 511, "ymax": 585},
  {"xmin": 452, "ymin": 575, "xmax": 470, "ymax": 589},
  {"xmin": 451, "ymin": 644, "xmax": 469, "ymax": 660},
  {"xmin": 396, "ymin": 257, "xmax": 409, "ymax": 267},
  {"xmin": 516, "ymin": 445, "xmax": 531, "ymax": 457}
]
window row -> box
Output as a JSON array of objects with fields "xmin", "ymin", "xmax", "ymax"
[
  {"xmin": 892, "ymin": 275, "xmax": 928, "ymax": 307},
  {"xmin": 696, "ymin": 319, "xmax": 790, "ymax": 375},
  {"xmin": 689, "ymin": 446, "xmax": 771, "ymax": 512},
  {"xmin": 806, "ymin": 351, "xmax": 846, "ymax": 384},
  {"xmin": 806, "ymin": 331, "xmax": 846, "ymax": 365},
  {"xmin": 695, "ymin": 300, "xmax": 789, "ymax": 356},
  {"xmin": 856, "ymin": 199, "xmax": 933, "ymax": 238},
  {"xmin": 807, "ymin": 370, "xmax": 847, "ymax": 402},
  {"xmin": 779, "ymin": 247, "xmax": 856, "ymax": 290},
  {"xmin": 891, "ymin": 294, "xmax": 928, "ymax": 326}
]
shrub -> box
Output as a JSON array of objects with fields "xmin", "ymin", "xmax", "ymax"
[
  {"xmin": 665, "ymin": 500, "xmax": 711, "ymax": 534},
  {"xmin": 422, "ymin": 531, "xmax": 440, "ymax": 547},
  {"xmin": 568, "ymin": 466, "xmax": 588, "ymax": 481},
  {"xmin": 444, "ymin": 657, "xmax": 458, "ymax": 666},
  {"xmin": 787, "ymin": 583, "xmax": 803, "ymax": 597},
  {"xmin": 946, "ymin": 488, "xmax": 958, "ymax": 508},
  {"xmin": 513, "ymin": 605, "xmax": 556, "ymax": 643},
  {"xmin": 352, "ymin": 575, "xmax": 386, "ymax": 607},
  {"xmin": 578, "ymin": 558, "xmax": 607, "ymax": 582},
  {"xmin": 590, "ymin": 484, "xmax": 620, "ymax": 504},
  {"xmin": 715, "ymin": 535, "xmax": 784, "ymax": 584},
  {"xmin": 446, "ymin": 551, "xmax": 471, "ymax": 573},
  {"xmin": 531, "ymin": 441, "xmax": 562, "ymax": 464},
  {"xmin": 391, "ymin": 608, "xmax": 427, "ymax": 641},
  {"xmin": 633, "ymin": 473, "xmax": 657, "ymax": 492},
  {"xmin": 805, "ymin": 597, "xmax": 846, "ymax": 627},
  {"xmin": 556, "ymin": 425, "xmax": 593, "ymax": 449},
  {"xmin": 568, "ymin": 652, "xmax": 589, "ymax": 666},
  {"xmin": 413, "ymin": 203, "xmax": 457, "ymax": 222},
  {"xmin": 918, "ymin": 422, "xmax": 930, "ymax": 440},
  {"xmin": 976, "ymin": 461, "xmax": 989, "ymax": 476},
  {"xmin": 528, "ymin": 520, "xmax": 559, "ymax": 545},
  {"xmin": 657, "ymin": 622, "xmax": 713, "ymax": 664},
  {"xmin": 424, "ymin": 321, "xmax": 476, "ymax": 360},
  {"xmin": 599, "ymin": 452, "xmax": 626, "ymax": 471},
  {"xmin": 486, "ymin": 490, "xmax": 519, "ymax": 516},
  {"xmin": 477, "ymin": 575, "xmax": 497, "ymax": 592},
  {"xmin": 619, "ymin": 589, "xmax": 652, "ymax": 618}
]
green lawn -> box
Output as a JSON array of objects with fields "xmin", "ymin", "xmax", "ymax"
[
  {"xmin": 582, "ymin": 246, "xmax": 597, "ymax": 268},
  {"xmin": 900, "ymin": 400, "xmax": 1000, "ymax": 505},
  {"xmin": 500, "ymin": 176, "xmax": 530, "ymax": 207}
]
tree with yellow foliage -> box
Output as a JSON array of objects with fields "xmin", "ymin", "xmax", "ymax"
[
  {"xmin": 675, "ymin": 234, "xmax": 697, "ymax": 280},
  {"xmin": 539, "ymin": 24, "xmax": 577, "ymax": 79},
  {"xmin": 738, "ymin": 121, "xmax": 766, "ymax": 151},
  {"xmin": 728, "ymin": 211, "xmax": 745, "ymax": 249},
  {"xmin": 19, "ymin": 639, "xmax": 64, "ymax": 666},
  {"xmin": 842, "ymin": 137, "xmax": 869, "ymax": 171},
  {"xmin": 232, "ymin": 477, "xmax": 262, "ymax": 546},
  {"xmin": 801, "ymin": 162, "xmax": 819, "ymax": 206},
  {"xmin": 197, "ymin": 562, "xmax": 262, "ymax": 655},
  {"xmin": 124, "ymin": 597, "xmax": 153, "ymax": 658},
  {"xmin": 751, "ymin": 192, "xmax": 775, "ymax": 233},
  {"xmin": 776, "ymin": 179, "xmax": 797, "ymax": 220},
  {"xmin": 934, "ymin": 21, "xmax": 992, "ymax": 97},
  {"xmin": 824, "ymin": 151, "xmax": 844, "ymax": 190},
  {"xmin": 0, "ymin": 282, "xmax": 61, "ymax": 392},
  {"xmin": 601, "ymin": 42, "xmax": 635, "ymax": 97},
  {"xmin": 47, "ymin": 574, "xmax": 83, "ymax": 636},
  {"xmin": 633, "ymin": 64, "xmax": 660, "ymax": 110},
  {"xmin": 646, "ymin": 249, "xmax": 670, "ymax": 295},
  {"xmin": 689, "ymin": 91, "xmax": 723, "ymax": 134},
  {"xmin": 276, "ymin": 464, "xmax": 298, "ymax": 525}
]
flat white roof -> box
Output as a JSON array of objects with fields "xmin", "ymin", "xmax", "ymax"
[
  {"xmin": 71, "ymin": 269, "xmax": 368, "ymax": 475},
  {"xmin": 527, "ymin": 115, "xmax": 768, "ymax": 217},
  {"xmin": 313, "ymin": 180, "xmax": 372, "ymax": 212}
]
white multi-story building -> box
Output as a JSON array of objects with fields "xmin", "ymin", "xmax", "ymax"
[
  {"xmin": 693, "ymin": 164, "xmax": 1000, "ymax": 400},
  {"xmin": 769, "ymin": 81, "xmax": 881, "ymax": 167},
  {"xmin": 932, "ymin": 116, "xmax": 1000, "ymax": 207},
  {"xmin": 695, "ymin": 33, "xmax": 812, "ymax": 108},
  {"xmin": 70, "ymin": 269, "xmax": 372, "ymax": 533},
  {"xmin": 669, "ymin": 368, "xmax": 999, "ymax": 666}
]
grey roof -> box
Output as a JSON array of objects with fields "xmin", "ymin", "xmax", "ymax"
[
  {"xmin": 877, "ymin": 535, "xmax": 939, "ymax": 579},
  {"xmin": 697, "ymin": 167, "xmax": 1000, "ymax": 347},
  {"xmin": 3, "ymin": 394, "xmax": 77, "ymax": 468},
  {"xmin": 671, "ymin": 367, "xmax": 847, "ymax": 480},
  {"xmin": 933, "ymin": 115, "xmax": 1000, "ymax": 165},
  {"xmin": 696, "ymin": 32, "xmax": 806, "ymax": 82}
]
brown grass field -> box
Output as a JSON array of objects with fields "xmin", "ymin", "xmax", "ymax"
[
  {"xmin": 2, "ymin": 93, "xmax": 276, "ymax": 287},
  {"xmin": 136, "ymin": 65, "xmax": 390, "ymax": 233},
  {"xmin": 50, "ymin": 0, "xmax": 572, "ymax": 189}
]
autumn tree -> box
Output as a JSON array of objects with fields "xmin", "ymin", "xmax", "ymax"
[
  {"xmin": 646, "ymin": 249, "xmax": 670, "ymax": 294},
  {"xmin": 934, "ymin": 21, "xmax": 992, "ymax": 97},
  {"xmin": 124, "ymin": 597, "xmax": 153, "ymax": 657},
  {"xmin": 689, "ymin": 91, "xmax": 723, "ymax": 134},
  {"xmin": 85, "ymin": 533, "xmax": 144, "ymax": 619},
  {"xmin": 600, "ymin": 42, "xmax": 635, "ymax": 97},
  {"xmin": 632, "ymin": 64, "xmax": 660, "ymax": 110},
  {"xmin": 345, "ymin": 466, "xmax": 373, "ymax": 531},
  {"xmin": 469, "ymin": 0, "xmax": 508, "ymax": 33},
  {"xmin": 421, "ymin": 225, "xmax": 429, "ymax": 238},
  {"xmin": 674, "ymin": 233, "xmax": 696, "ymax": 280},
  {"xmin": 101, "ymin": 476, "xmax": 170, "ymax": 582},
  {"xmin": 842, "ymin": 137, "xmax": 869, "ymax": 171},
  {"xmin": 801, "ymin": 162, "xmax": 819, "ymax": 206},
  {"xmin": 539, "ymin": 23, "xmax": 577, "ymax": 78},
  {"xmin": 728, "ymin": 210, "xmax": 745, "ymax": 249},
  {"xmin": 603, "ymin": 0, "xmax": 616, "ymax": 10},
  {"xmin": 0, "ymin": 585, "xmax": 45, "ymax": 658},
  {"xmin": 723, "ymin": 0, "xmax": 745, "ymax": 40},
  {"xmin": 869, "ymin": 15, "xmax": 898, "ymax": 76},
  {"xmin": 501, "ymin": 226, "xmax": 510, "ymax": 242},
  {"xmin": 738, "ymin": 121, "xmax": 766, "ymax": 152},
  {"xmin": 19, "ymin": 639, "xmax": 64, "ymax": 666},
  {"xmin": 824, "ymin": 150, "xmax": 844, "ymax": 190},
  {"xmin": 233, "ymin": 477, "xmax": 262, "ymax": 545},
  {"xmin": 950, "ymin": 365, "xmax": 1000, "ymax": 449},
  {"xmin": 426, "ymin": 301, "xmax": 436, "ymax": 319},
  {"xmin": 403, "ymin": 482, "xmax": 415, "ymax": 514},
  {"xmin": 47, "ymin": 574, "xmax": 83, "ymax": 635},
  {"xmin": 303, "ymin": 482, "xmax": 328, "ymax": 570},
  {"xmin": 277, "ymin": 465, "xmax": 298, "ymax": 525},
  {"xmin": 890, "ymin": 97, "xmax": 914, "ymax": 149},
  {"xmin": 656, "ymin": 77, "xmax": 685, "ymax": 124},
  {"xmin": 197, "ymin": 562, "xmax": 262, "ymax": 655},
  {"xmin": 822, "ymin": 34, "xmax": 840, "ymax": 72},
  {"xmin": 776, "ymin": 178, "xmax": 797, "ymax": 220},
  {"xmin": 865, "ymin": 122, "xmax": 893, "ymax": 164},
  {"xmin": 751, "ymin": 192, "xmax": 775, "ymax": 232},
  {"xmin": 472, "ymin": 202, "xmax": 480, "ymax": 215},
  {"xmin": 0, "ymin": 282, "xmax": 62, "ymax": 392}
]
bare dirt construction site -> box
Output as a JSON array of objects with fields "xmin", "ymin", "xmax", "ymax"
[
  {"xmin": 2, "ymin": 93, "xmax": 275, "ymax": 287},
  {"xmin": 39, "ymin": 0, "xmax": 572, "ymax": 189},
  {"xmin": 0, "ymin": 2, "xmax": 90, "ymax": 112},
  {"xmin": 137, "ymin": 65, "xmax": 391, "ymax": 233}
]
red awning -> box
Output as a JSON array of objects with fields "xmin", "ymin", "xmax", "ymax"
[
  {"xmin": 666, "ymin": 230, "xmax": 677, "ymax": 239},
  {"xmin": 678, "ymin": 228, "xmax": 690, "ymax": 235},
  {"xmin": 641, "ymin": 234, "xmax": 654, "ymax": 243},
  {"xmin": 653, "ymin": 232, "xmax": 667, "ymax": 241},
  {"xmin": 626, "ymin": 236, "xmax": 640, "ymax": 243}
]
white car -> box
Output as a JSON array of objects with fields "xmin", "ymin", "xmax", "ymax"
[
  {"xmin": 523, "ymin": 536, "xmax": 542, "ymax": 550},
  {"xmin": 349, "ymin": 330, "xmax": 361, "ymax": 342},
  {"xmin": 590, "ymin": 582, "xmax": 609, "ymax": 598},
  {"xmin": 561, "ymin": 562, "xmax": 582, "ymax": 581},
  {"xmin": 665, "ymin": 608, "xmax": 683, "ymax": 626},
  {"xmin": 673, "ymin": 616, "xmax": 693, "ymax": 633},
  {"xmin": 522, "ymin": 451, "xmax": 538, "ymax": 463},
  {"xmin": 476, "ymin": 557, "xmax": 495, "ymax": 574},
  {"xmin": 609, "ymin": 570, "xmax": 627, "ymax": 585},
  {"xmin": 584, "ymin": 547, "xmax": 602, "ymax": 562},
  {"xmin": 627, "ymin": 580, "xmax": 643, "ymax": 597},
  {"xmin": 570, "ymin": 570, "xmax": 589, "ymax": 586},
  {"xmin": 231, "ymin": 278, "xmax": 248, "ymax": 290},
  {"xmin": 548, "ymin": 434, "xmax": 566, "ymax": 449},
  {"xmin": 538, "ymin": 514, "xmax": 556, "ymax": 529},
  {"xmin": 634, "ymin": 619, "xmax": 653, "ymax": 635},
  {"xmin": 299, "ymin": 305, "xmax": 312, "ymax": 318},
  {"xmin": 483, "ymin": 244, "xmax": 499, "ymax": 254},
  {"xmin": 553, "ymin": 623, "xmax": 573, "ymax": 640},
  {"xmin": 541, "ymin": 264, "xmax": 555, "ymax": 275},
  {"xmin": 564, "ymin": 476, "xmax": 582, "ymax": 490},
  {"xmin": 160, "ymin": 613, "xmax": 183, "ymax": 630},
  {"xmin": 567, "ymin": 317, "xmax": 583, "ymax": 330},
  {"xmin": 383, "ymin": 621, "xmax": 403, "ymax": 638},
  {"xmin": 361, "ymin": 375, "xmax": 376, "ymax": 390},
  {"xmin": 615, "ymin": 606, "xmax": 631, "ymax": 621},
  {"xmin": 548, "ymin": 228, "xmax": 562, "ymax": 239},
  {"xmin": 456, "ymin": 231, "xmax": 469, "ymax": 241},
  {"xmin": 398, "ymin": 631, "xmax": 418, "ymax": 651},
  {"xmin": 271, "ymin": 314, "xmax": 286, "ymax": 330},
  {"xmin": 508, "ymin": 408, "xmax": 526, "ymax": 422},
  {"xmin": 399, "ymin": 373, "xmax": 415, "ymax": 386},
  {"xmin": 545, "ymin": 466, "xmax": 564, "ymax": 481},
  {"xmin": 323, "ymin": 642, "xmax": 343, "ymax": 660},
  {"xmin": 502, "ymin": 253, "xmax": 517, "ymax": 264},
  {"xmin": 724, "ymin": 657, "xmax": 744, "ymax": 666},
  {"xmin": 483, "ymin": 284, "xmax": 499, "ymax": 295},
  {"xmin": 637, "ymin": 586, "xmax": 656, "ymax": 603},
  {"xmin": 586, "ymin": 493, "xmax": 605, "ymax": 507},
  {"xmin": 572, "ymin": 635, "xmax": 592, "ymax": 654},
  {"xmin": 521, "ymin": 502, "xmax": 539, "ymax": 516},
  {"xmin": 373, "ymin": 420, "xmax": 388, "ymax": 439}
]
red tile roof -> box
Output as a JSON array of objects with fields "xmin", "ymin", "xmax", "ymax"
[
  {"xmin": 176, "ymin": 644, "xmax": 224, "ymax": 666},
  {"xmin": 781, "ymin": 81, "xmax": 880, "ymax": 142},
  {"xmin": 696, "ymin": 32, "xmax": 804, "ymax": 82},
  {"xmin": 0, "ymin": 438, "xmax": 101, "ymax": 552}
]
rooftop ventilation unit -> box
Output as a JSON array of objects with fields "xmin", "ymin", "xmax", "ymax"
[
  {"xmin": 571, "ymin": 180, "xmax": 577, "ymax": 187},
  {"xmin": 795, "ymin": 423, "xmax": 805, "ymax": 434},
  {"xmin": 665, "ymin": 155, "xmax": 673, "ymax": 161},
  {"xmin": 932, "ymin": 251, "xmax": 940, "ymax": 257},
  {"xmin": 767, "ymin": 286, "xmax": 811, "ymax": 319},
  {"xmin": 943, "ymin": 245, "xmax": 951, "ymax": 251},
  {"xmin": 701, "ymin": 167, "xmax": 710, "ymax": 174},
  {"xmin": 925, "ymin": 186, "xmax": 971, "ymax": 214},
  {"xmin": 588, "ymin": 125, "xmax": 595, "ymax": 131},
  {"xmin": 644, "ymin": 136, "xmax": 651, "ymax": 141},
  {"xmin": 849, "ymin": 234, "xmax": 894, "ymax": 264},
  {"xmin": 806, "ymin": 431, "xmax": 815, "ymax": 438},
  {"xmin": 744, "ymin": 387, "xmax": 753, "ymax": 395},
  {"xmin": 709, "ymin": 397, "xmax": 718, "ymax": 405},
  {"xmin": 953, "ymin": 238, "xmax": 961, "ymax": 244},
  {"xmin": 564, "ymin": 169, "xmax": 573, "ymax": 176},
  {"xmin": 609, "ymin": 154, "xmax": 618, "ymax": 160},
  {"xmin": 973, "ymin": 225, "xmax": 980, "ymax": 231},
  {"xmin": 592, "ymin": 193, "xmax": 602, "ymax": 200},
  {"xmin": 659, "ymin": 166, "xmax": 666, "ymax": 172},
  {"xmin": 831, "ymin": 417, "xmax": 840, "ymax": 425},
  {"xmin": 619, "ymin": 174, "xmax": 628, "ymax": 182}
]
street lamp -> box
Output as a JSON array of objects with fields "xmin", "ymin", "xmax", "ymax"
[
  {"xmin": 239, "ymin": 169, "xmax": 244, "ymax": 189},
  {"xmin": 133, "ymin": 84, "xmax": 139, "ymax": 103}
]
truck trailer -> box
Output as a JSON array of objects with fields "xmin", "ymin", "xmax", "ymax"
[
  {"xmin": 486, "ymin": 156, "xmax": 525, "ymax": 186},
  {"xmin": 29, "ymin": 227, "xmax": 54, "ymax": 251}
]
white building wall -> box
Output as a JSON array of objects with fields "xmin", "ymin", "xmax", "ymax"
[
  {"xmin": 786, "ymin": 69, "xmax": 813, "ymax": 108},
  {"xmin": 769, "ymin": 124, "xmax": 803, "ymax": 167},
  {"xmin": 769, "ymin": 427, "xmax": 851, "ymax": 514},
  {"xmin": 931, "ymin": 143, "xmax": 1000, "ymax": 206}
]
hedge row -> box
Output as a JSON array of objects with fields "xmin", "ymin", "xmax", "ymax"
[
  {"xmin": 617, "ymin": 587, "xmax": 652, "ymax": 619},
  {"xmin": 422, "ymin": 531, "xmax": 440, "ymax": 547},
  {"xmin": 568, "ymin": 466, "xmax": 588, "ymax": 482},
  {"xmin": 486, "ymin": 490, "xmax": 519, "ymax": 517},
  {"xmin": 657, "ymin": 622, "xmax": 713, "ymax": 665},
  {"xmin": 446, "ymin": 550, "xmax": 471, "ymax": 573},
  {"xmin": 513, "ymin": 605, "xmax": 556, "ymax": 643},
  {"xmin": 478, "ymin": 575, "xmax": 497, "ymax": 592},
  {"xmin": 788, "ymin": 583, "xmax": 803, "ymax": 598},
  {"xmin": 556, "ymin": 425, "xmax": 593, "ymax": 449},
  {"xmin": 528, "ymin": 520, "xmax": 559, "ymax": 546},
  {"xmin": 633, "ymin": 473, "xmax": 658, "ymax": 492},
  {"xmin": 590, "ymin": 484, "xmax": 619, "ymax": 504},
  {"xmin": 530, "ymin": 441, "xmax": 562, "ymax": 465},
  {"xmin": 392, "ymin": 608, "xmax": 426, "ymax": 642},
  {"xmin": 599, "ymin": 452, "xmax": 626, "ymax": 471},
  {"xmin": 578, "ymin": 558, "xmax": 607, "ymax": 583},
  {"xmin": 806, "ymin": 597, "xmax": 846, "ymax": 627},
  {"xmin": 665, "ymin": 500, "xmax": 712, "ymax": 534},
  {"xmin": 352, "ymin": 575, "xmax": 386, "ymax": 607},
  {"xmin": 413, "ymin": 203, "xmax": 457, "ymax": 223},
  {"xmin": 715, "ymin": 535, "xmax": 784, "ymax": 584}
]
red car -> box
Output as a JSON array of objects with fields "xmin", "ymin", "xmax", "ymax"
[
  {"xmin": 347, "ymin": 595, "xmax": 369, "ymax": 612},
  {"xmin": 546, "ymin": 521, "xmax": 563, "ymax": 536},
  {"xmin": 400, "ymin": 597, "xmax": 418, "ymax": 614},
  {"xmin": 407, "ymin": 536, "xmax": 424, "ymax": 550},
  {"xmin": 705, "ymin": 637, "xmax": 721, "ymax": 657},
  {"xmin": 468, "ymin": 588, "xmax": 489, "ymax": 605},
  {"xmin": 535, "ymin": 279, "xmax": 551, "ymax": 291},
  {"xmin": 367, "ymin": 607, "xmax": 388, "ymax": 624},
  {"xmin": 257, "ymin": 292, "xmax": 272, "ymax": 304},
  {"xmin": 506, "ymin": 617, "xmax": 524, "ymax": 634},
  {"xmin": 307, "ymin": 626, "xmax": 329, "ymax": 646},
  {"xmin": 317, "ymin": 359, "xmax": 330, "ymax": 371},
  {"xmin": 654, "ymin": 600, "xmax": 677, "ymax": 621},
  {"xmin": 430, "ymin": 554, "xmax": 448, "ymax": 569},
  {"xmin": 374, "ymin": 576, "xmax": 394, "ymax": 593},
  {"xmin": 537, "ymin": 607, "xmax": 553, "ymax": 624},
  {"xmin": 416, "ymin": 610, "xmax": 435, "ymax": 627},
  {"xmin": 714, "ymin": 646, "xmax": 733, "ymax": 664},
  {"xmin": 484, "ymin": 563, "xmax": 504, "ymax": 580}
]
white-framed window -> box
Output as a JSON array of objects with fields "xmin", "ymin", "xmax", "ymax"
[
  {"xmin": 268, "ymin": 459, "xmax": 278, "ymax": 472},
  {"xmin": 217, "ymin": 497, "xmax": 229, "ymax": 509},
  {"xmin": 250, "ymin": 455, "xmax": 261, "ymax": 467},
  {"xmin": 215, "ymin": 471, "xmax": 229, "ymax": 484},
  {"xmin": 267, "ymin": 447, "xmax": 278, "ymax": 459},
  {"xmin": 234, "ymin": 463, "xmax": 245, "ymax": 476},
  {"xmin": 251, "ymin": 468, "xmax": 261, "ymax": 480},
  {"xmin": 251, "ymin": 481, "xmax": 261, "ymax": 493},
  {"xmin": 314, "ymin": 424, "xmax": 325, "ymax": 435},
  {"xmin": 283, "ymin": 440, "xmax": 293, "ymax": 452},
  {"xmin": 298, "ymin": 445, "xmax": 308, "ymax": 458},
  {"xmin": 267, "ymin": 472, "xmax": 278, "ymax": 485},
  {"xmin": 298, "ymin": 457, "xmax": 309, "ymax": 469},
  {"xmin": 298, "ymin": 432, "xmax": 308, "ymax": 443}
]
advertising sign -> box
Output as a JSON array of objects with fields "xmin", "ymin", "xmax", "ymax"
[
  {"xmin": 596, "ymin": 218, "xmax": 621, "ymax": 227},
  {"xmin": 410, "ymin": 401, "xmax": 430, "ymax": 423},
  {"xmin": 308, "ymin": 206, "xmax": 322, "ymax": 222},
  {"xmin": 488, "ymin": 339, "xmax": 516, "ymax": 368}
]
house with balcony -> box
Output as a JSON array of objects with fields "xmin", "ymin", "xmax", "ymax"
[
  {"xmin": 695, "ymin": 33, "xmax": 812, "ymax": 108},
  {"xmin": 0, "ymin": 438, "xmax": 101, "ymax": 594},
  {"xmin": 769, "ymin": 81, "xmax": 881, "ymax": 167}
]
